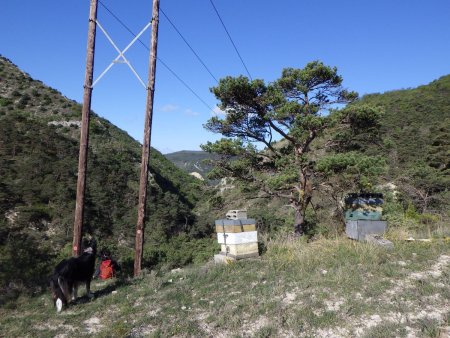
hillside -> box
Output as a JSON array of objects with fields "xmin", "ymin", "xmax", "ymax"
[
  {"xmin": 360, "ymin": 75, "xmax": 450, "ymax": 173},
  {"xmin": 1, "ymin": 54, "xmax": 449, "ymax": 336},
  {"xmin": 0, "ymin": 56, "xmax": 216, "ymax": 293},
  {"xmin": 1, "ymin": 238, "xmax": 449, "ymax": 337},
  {"xmin": 353, "ymin": 76, "xmax": 450, "ymax": 218}
]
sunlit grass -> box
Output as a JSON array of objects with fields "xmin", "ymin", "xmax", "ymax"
[{"xmin": 1, "ymin": 236, "xmax": 449, "ymax": 337}]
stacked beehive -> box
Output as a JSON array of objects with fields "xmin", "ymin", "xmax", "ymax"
[
  {"xmin": 344, "ymin": 193, "xmax": 387, "ymax": 241},
  {"xmin": 215, "ymin": 210, "xmax": 259, "ymax": 261}
]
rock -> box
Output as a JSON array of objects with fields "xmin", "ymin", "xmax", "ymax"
[
  {"xmin": 365, "ymin": 234, "xmax": 394, "ymax": 249},
  {"xmin": 189, "ymin": 172, "xmax": 204, "ymax": 180},
  {"xmin": 214, "ymin": 254, "xmax": 235, "ymax": 264}
]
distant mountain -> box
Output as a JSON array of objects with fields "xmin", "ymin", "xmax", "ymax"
[{"xmin": 165, "ymin": 150, "xmax": 219, "ymax": 180}]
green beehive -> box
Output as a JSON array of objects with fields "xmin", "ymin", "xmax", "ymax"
[{"xmin": 344, "ymin": 193, "xmax": 383, "ymax": 221}]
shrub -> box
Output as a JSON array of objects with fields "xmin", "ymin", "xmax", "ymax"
[
  {"xmin": 0, "ymin": 98, "xmax": 13, "ymax": 106},
  {"xmin": 42, "ymin": 95, "xmax": 52, "ymax": 105},
  {"xmin": 142, "ymin": 235, "xmax": 218, "ymax": 270},
  {"xmin": 16, "ymin": 94, "xmax": 31, "ymax": 109}
]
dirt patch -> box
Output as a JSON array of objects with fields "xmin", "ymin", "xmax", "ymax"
[
  {"xmin": 84, "ymin": 316, "xmax": 104, "ymax": 334},
  {"xmin": 282, "ymin": 291, "xmax": 297, "ymax": 306},
  {"xmin": 410, "ymin": 255, "xmax": 450, "ymax": 280},
  {"xmin": 310, "ymin": 254, "xmax": 450, "ymax": 337},
  {"xmin": 324, "ymin": 298, "xmax": 345, "ymax": 312},
  {"xmin": 129, "ymin": 324, "xmax": 158, "ymax": 337},
  {"xmin": 316, "ymin": 326, "xmax": 350, "ymax": 338}
]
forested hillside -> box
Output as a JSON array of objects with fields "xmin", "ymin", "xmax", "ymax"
[
  {"xmin": 357, "ymin": 76, "xmax": 449, "ymax": 213},
  {"xmin": 0, "ymin": 56, "xmax": 217, "ymax": 296}
]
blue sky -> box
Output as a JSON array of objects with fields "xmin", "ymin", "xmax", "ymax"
[{"xmin": 1, "ymin": 0, "xmax": 449, "ymax": 154}]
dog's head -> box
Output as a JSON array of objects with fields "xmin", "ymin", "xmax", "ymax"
[
  {"xmin": 100, "ymin": 248, "xmax": 111, "ymax": 261},
  {"xmin": 81, "ymin": 237, "xmax": 97, "ymax": 255}
]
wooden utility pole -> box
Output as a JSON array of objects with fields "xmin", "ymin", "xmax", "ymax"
[
  {"xmin": 73, "ymin": 0, "xmax": 98, "ymax": 257},
  {"xmin": 134, "ymin": 0, "xmax": 160, "ymax": 276}
]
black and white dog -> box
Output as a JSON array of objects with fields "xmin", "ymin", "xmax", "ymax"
[{"xmin": 50, "ymin": 238, "xmax": 97, "ymax": 312}]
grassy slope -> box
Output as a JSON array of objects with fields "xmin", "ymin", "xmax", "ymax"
[{"xmin": 1, "ymin": 237, "xmax": 449, "ymax": 337}]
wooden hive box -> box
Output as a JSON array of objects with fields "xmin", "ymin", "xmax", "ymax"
[
  {"xmin": 220, "ymin": 242, "xmax": 259, "ymax": 259},
  {"xmin": 215, "ymin": 219, "xmax": 256, "ymax": 233}
]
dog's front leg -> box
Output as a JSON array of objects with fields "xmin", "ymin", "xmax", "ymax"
[{"xmin": 86, "ymin": 280, "xmax": 94, "ymax": 299}]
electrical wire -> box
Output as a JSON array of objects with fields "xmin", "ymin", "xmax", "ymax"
[
  {"xmin": 156, "ymin": 58, "xmax": 216, "ymax": 113},
  {"xmin": 97, "ymin": 0, "xmax": 216, "ymax": 114},
  {"xmin": 209, "ymin": 0, "xmax": 252, "ymax": 80},
  {"xmin": 160, "ymin": 7, "xmax": 218, "ymax": 83}
]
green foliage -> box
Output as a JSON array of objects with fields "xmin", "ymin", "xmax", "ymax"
[
  {"xmin": 329, "ymin": 104, "xmax": 384, "ymax": 152},
  {"xmin": 0, "ymin": 97, "xmax": 13, "ymax": 107},
  {"xmin": 11, "ymin": 90, "xmax": 21, "ymax": 97},
  {"xmin": 251, "ymin": 203, "xmax": 292, "ymax": 234},
  {"xmin": 399, "ymin": 164, "xmax": 449, "ymax": 212},
  {"xmin": 316, "ymin": 152, "xmax": 386, "ymax": 190},
  {"xmin": 143, "ymin": 234, "xmax": 219, "ymax": 269},
  {"xmin": 203, "ymin": 60, "xmax": 380, "ymax": 234},
  {"xmin": 16, "ymin": 93, "xmax": 31, "ymax": 109}
]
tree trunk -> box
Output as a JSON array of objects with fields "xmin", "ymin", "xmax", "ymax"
[
  {"xmin": 293, "ymin": 164, "xmax": 312, "ymax": 236},
  {"xmin": 294, "ymin": 207, "xmax": 305, "ymax": 235}
]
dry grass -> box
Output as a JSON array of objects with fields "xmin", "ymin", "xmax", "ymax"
[{"xmin": 1, "ymin": 236, "xmax": 449, "ymax": 337}]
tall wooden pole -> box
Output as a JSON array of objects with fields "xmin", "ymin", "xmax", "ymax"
[
  {"xmin": 134, "ymin": 0, "xmax": 160, "ymax": 276},
  {"xmin": 73, "ymin": 0, "xmax": 98, "ymax": 257}
]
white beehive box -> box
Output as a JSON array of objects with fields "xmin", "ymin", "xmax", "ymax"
[{"xmin": 217, "ymin": 231, "xmax": 258, "ymax": 245}]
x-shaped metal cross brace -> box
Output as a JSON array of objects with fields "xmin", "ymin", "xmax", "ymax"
[{"xmin": 92, "ymin": 19, "xmax": 152, "ymax": 88}]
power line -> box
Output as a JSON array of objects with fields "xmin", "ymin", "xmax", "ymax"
[
  {"xmin": 160, "ymin": 7, "xmax": 218, "ymax": 83},
  {"xmin": 156, "ymin": 58, "xmax": 216, "ymax": 113},
  {"xmin": 97, "ymin": 0, "xmax": 216, "ymax": 114},
  {"xmin": 209, "ymin": 0, "xmax": 252, "ymax": 80},
  {"xmin": 98, "ymin": 1, "xmax": 148, "ymax": 50}
]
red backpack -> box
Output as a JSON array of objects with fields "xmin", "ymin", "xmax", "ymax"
[{"xmin": 99, "ymin": 259, "xmax": 114, "ymax": 280}]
